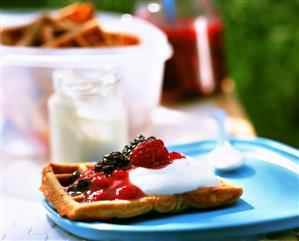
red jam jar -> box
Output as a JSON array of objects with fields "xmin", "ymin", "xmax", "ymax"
[{"xmin": 135, "ymin": 0, "xmax": 228, "ymax": 103}]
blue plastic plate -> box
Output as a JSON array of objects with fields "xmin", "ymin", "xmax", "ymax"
[{"xmin": 43, "ymin": 138, "xmax": 299, "ymax": 241}]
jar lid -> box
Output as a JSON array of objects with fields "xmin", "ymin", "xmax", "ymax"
[{"xmin": 53, "ymin": 68, "xmax": 119, "ymax": 98}]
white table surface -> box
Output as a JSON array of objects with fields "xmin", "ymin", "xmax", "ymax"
[{"xmin": 1, "ymin": 160, "xmax": 82, "ymax": 241}]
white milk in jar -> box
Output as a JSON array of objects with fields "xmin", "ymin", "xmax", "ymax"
[{"xmin": 48, "ymin": 69, "xmax": 128, "ymax": 162}]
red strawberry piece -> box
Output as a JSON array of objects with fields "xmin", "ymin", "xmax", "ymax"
[
  {"xmin": 169, "ymin": 151, "xmax": 185, "ymax": 160},
  {"xmin": 130, "ymin": 138, "xmax": 171, "ymax": 168},
  {"xmin": 90, "ymin": 173, "xmax": 110, "ymax": 190},
  {"xmin": 116, "ymin": 185, "xmax": 144, "ymax": 200}
]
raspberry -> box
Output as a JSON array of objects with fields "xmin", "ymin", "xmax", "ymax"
[
  {"xmin": 122, "ymin": 135, "xmax": 156, "ymax": 157},
  {"xmin": 169, "ymin": 151, "xmax": 185, "ymax": 160},
  {"xmin": 111, "ymin": 170, "xmax": 128, "ymax": 179},
  {"xmin": 130, "ymin": 139, "xmax": 170, "ymax": 168}
]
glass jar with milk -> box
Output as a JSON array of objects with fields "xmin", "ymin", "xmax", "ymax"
[{"xmin": 48, "ymin": 69, "xmax": 128, "ymax": 163}]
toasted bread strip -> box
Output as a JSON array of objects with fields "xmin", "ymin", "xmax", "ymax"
[
  {"xmin": 16, "ymin": 15, "xmax": 48, "ymax": 46},
  {"xmin": 0, "ymin": 24, "xmax": 30, "ymax": 45},
  {"xmin": 55, "ymin": 3, "xmax": 94, "ymax": 23},
  {"xmin": 40, "ymin": 25, "xmax": 54, "ymax": 43},
  {"xmin": 104, "ymin": 32, "xmax": 141, "ymax": 46},
  {"xmin": 42, "ymin": 19, "xmax": 106, "ymax": 47},
  {"xmin": 41, "ymin": 162, "xmax": 243, "ymax": 220}
]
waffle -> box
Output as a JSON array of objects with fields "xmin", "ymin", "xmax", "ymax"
[{"xmin": 41, "ymin": 162, "xmax": 243, "ymax": 220}]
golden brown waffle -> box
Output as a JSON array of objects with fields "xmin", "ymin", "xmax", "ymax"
[{"xmin": 41, "ymin": 162, "xmax": 243, "ymax": 220}]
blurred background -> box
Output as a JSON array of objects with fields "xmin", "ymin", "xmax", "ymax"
[{"xmin": 1, "ymin": 0, "xmax": 299, "ymax": 148}]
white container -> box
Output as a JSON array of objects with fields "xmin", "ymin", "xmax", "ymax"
[
  {"xmin": 1, "ymin": 12, "xmax": 172, "ymax": 157},
  {"xmin": 49, "ymin": 69, "xmax": 128, "ymax": 163}
]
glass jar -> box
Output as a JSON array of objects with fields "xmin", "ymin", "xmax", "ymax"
[
  {"xmin": 135, "ymin": 0, "xmax": 228, "ymax": 103},
  {"xmin": 48, "ymin": 69, "xmax": 128, "ymax": 163}
]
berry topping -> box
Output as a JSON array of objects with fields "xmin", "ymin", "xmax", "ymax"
[
  {"xmin": 67, "ymin": 176, "xmax": 91, "ymax": 194},
  {"xmin": 66, "ymin": 185, "xmax": 78, "ymax": 194},
  {"xmin": 75, "ymin": 168, "xmax": 145, "ymax": 202},
  {"xmin": 169, "ymin": 152, "xmax": 186, "ymax": 160},
  {"xmin": 116, "ymin": 185, "xmax": 144, "ymax": 200},
  {"xmin": 86, "ymin": 190, "xmax": 110, "ymax": 201},
  {"xmin": 122, "ymin": 135, "xmax": 156, "ymax": 157},
  {"xmin": 130, "ymin": 138, "xmax": 171, "ymax": 168},
  {"xmin": 90, "ymin": 174, "xmax": 110, "ymax": 189},
  {"xmin": 111, "ymin": 169, "xmax": 128, "ymax": 179},
  {"xmin": 69, "ymin": 170, "xmax": 82, "ymax": 184},
  {"xmin": 94, "ymin": 151, "xmax": 130, "ymax": 175},
  {"xmin": 76, "ymin": 178, "xmax": 90, "ymax": 191},
  {"xmin": 65, "ymin": 135, "xmax": 184, "ymax": 202}
]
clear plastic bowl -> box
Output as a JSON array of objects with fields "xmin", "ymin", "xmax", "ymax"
[{"xmin": 2, "ymin": 12, "xmax": 172, "ymax": 157}]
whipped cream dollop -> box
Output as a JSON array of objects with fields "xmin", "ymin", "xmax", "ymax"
[
  {"xmin": 207, "ymin": 141, "xmax": 244, "ymax": 171},
  {"xmin": 129, "ymin": 156, "xmax": 220, "ymax": 196}
]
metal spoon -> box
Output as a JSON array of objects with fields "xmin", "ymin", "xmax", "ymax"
[{"xmin": 207, "ymin": 110, "xmax": 245, "ymax": 172}]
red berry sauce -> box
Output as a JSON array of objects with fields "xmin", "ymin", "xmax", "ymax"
[{"xmin": 69, "ymin": 167, "xmax": 145, "ymax": 202}]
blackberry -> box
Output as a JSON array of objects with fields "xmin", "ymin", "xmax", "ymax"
[
  {"xmin": 69, "ymin": 171, "xmax": 81, "ymax": 184},
  {"xmin": 94, "ymin": 151, "xmax": 130, "ymax": 175},
  {"xmin": 67, "ymin": 185, "xmax": 77, "ymax": 193},
  {"xmin": 94, "ymin": 160, "xmax": 104, "ymax": 173},
  {"xmin": 122, "ymin": 135, "xmax": 156, "ymax": 157},
  {"xmin": 102, "ymin": 165, "xmax": 115, "ymax": 175},
  {"xmin": 66, "ymin": 177, "xmax": 90, "ymax": 194},
  {"xmin": 77, "ymin": 178, "xmax": 90, "ymax": 191}
]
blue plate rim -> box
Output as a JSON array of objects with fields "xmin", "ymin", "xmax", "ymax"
[
  {"xmin": 43, "ymin": 199, "xmax": 299, "ymax": 232},
  {"xmin": 168, "ymin": 137, "xmax": 299, "ymax": 163}
]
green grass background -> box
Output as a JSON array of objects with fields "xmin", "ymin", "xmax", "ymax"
[{"xmin": 1, "ymin": 0, "xmax": 298, "ymax": 148}]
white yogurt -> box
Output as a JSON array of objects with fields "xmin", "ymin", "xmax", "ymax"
[
  {"xmin": 129, "ymin": 156, "xmax": 220, "ymax": 196},
  {"xmin": 207, "ymin": 141, "xmax": 244, "ymax": 171}
]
